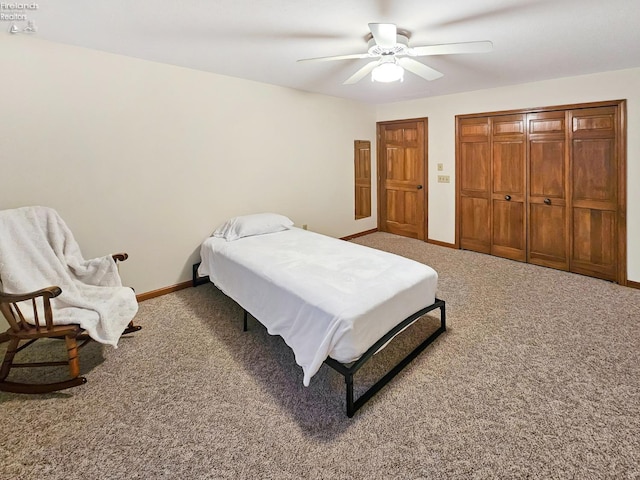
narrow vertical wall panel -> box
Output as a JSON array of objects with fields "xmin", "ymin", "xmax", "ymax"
[{"xmin": 354, "ymin": 140, "xmax": 371, "ymax": 219}]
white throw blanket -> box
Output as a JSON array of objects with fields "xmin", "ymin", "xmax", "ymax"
[{"xmin": 0, "ymin": 206, "xmax": 138, "ymax": 347}]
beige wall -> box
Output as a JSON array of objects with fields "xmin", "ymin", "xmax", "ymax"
[
  {"xmin": 1, "ymin": 36, "xmax": 377, "ymax": 295},
  {"xmin": 376, "ymin": 68, "xmax": 640, "ymax": 282},
  {"xmin": 2, "ymin": 34, "xmax": 638, "ymax": 305}
]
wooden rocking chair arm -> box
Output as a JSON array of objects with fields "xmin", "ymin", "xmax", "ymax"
[
  {"xmin": 0, "ymin": 286, "xmax": 62, "ymax": 303},
  {"xmin": 112, "ymin": 253, "xmax": 129, "ymax": 263}
]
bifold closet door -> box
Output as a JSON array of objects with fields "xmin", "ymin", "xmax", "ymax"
[
  {"xmin": 527, "ymin": 111, "xmax": 570, "ymax": 270},
  {"xmin": 570, "ymin": 106, "xmax": 619, "ymax": 281},
  {"xmin": 491, "ymin": 115, "xmax": 526, "ymax": 262},
  {"xmin": 458, "ymin": 117, "xmax": 491, "ymax": 253},
  {"xmin": 457, "ymin": 114, "xmax": 527, "ymax": 261},
  {"xmin": 457, "ymin": 101, "xmax": 625, "ymax": 284}
]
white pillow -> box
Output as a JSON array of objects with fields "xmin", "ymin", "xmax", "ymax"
[{"xmin": 213, "ymin": 213, "xmax": 294, "ymax": 241}]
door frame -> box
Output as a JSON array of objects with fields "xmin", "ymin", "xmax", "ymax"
[{"xmin": 376, "ymin": 117, "xmax": 429, "ymax": 241}]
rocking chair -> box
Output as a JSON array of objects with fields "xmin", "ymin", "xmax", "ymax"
[{"xmin": 0, "ymin": 206, "xmax": 141, "ymax": 394}]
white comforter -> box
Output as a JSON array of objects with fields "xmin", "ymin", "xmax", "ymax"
[{"xmin": 198, "ymin": 228, "xmax": 438, "ymax": 386}]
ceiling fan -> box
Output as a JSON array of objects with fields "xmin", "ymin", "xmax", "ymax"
[{"xmin": 298, "ymin": 23, "xmax": 493, "ymax": 84}]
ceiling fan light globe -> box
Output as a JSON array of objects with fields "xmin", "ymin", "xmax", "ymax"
[{"xmin": 371, "ymin": 63, "xmax": 404, "ymax": 83}]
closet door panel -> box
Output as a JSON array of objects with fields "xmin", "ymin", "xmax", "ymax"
[
  {"xmin": 491, "ymin": 115, "xmax": 526, "ymax": 261},
  {"xmin": 459, "ymin": 117, "xmax": 491, "ymax": 253},
  {"xmin": 527, "ymin": 110, "xmax": 569, "ymax": 270},
  {"xmin": 529, "ymin": 202, "xmax": 567, "ymax": 270},
  {"xmin": 572, "ymin": 139, "xmax": 616, "ymax": 206},
  {"xmin": 493, "ymin": 141, "xmax": 525, "ymax": 195},
  {"xmin": 572, "ymin": 208, "xmax": 616, "ymax": 280},
  {"xmin": 492, "ymin": 199, "xmax": 525, "ymax": 260},
  {"xmin": 460, "ymin": 143, "xmax": 490, "ymax": 192},
  {"xmin": 570, "ymin": 107, "xmax": 618, "ymax": 280},
  {"xmin": 460, "ymin": 197, "xmax": 491, "ymax": 253},
  {"xmin": 529, "ymin": 140, "xmax": 565, "ymax": 198},
  {"xmin": 572, "ymin": 107, "xmax": 615, "ymax": 138}
]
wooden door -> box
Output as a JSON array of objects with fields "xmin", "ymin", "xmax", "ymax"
[
  {"xmin": 378, "ymin": 120, "xmax": 427, "ymax": 240},
  {"xmin": 491, "ymin": 115, "xmax": 526, "ymax": 261},
  {"xmin": 354, "ymin": 140, "xmax": 371, "ymax": 219},
  {"xmin": 458, "ymin": 117, "xmax": 491, "ymax": 253},
  {"xmin": 527, "ymin": 111, "xmax": 570, "ymax": 270},
  {"xmin": 570, "ymin": 106, "xmax": 620, "ymax": 281}
]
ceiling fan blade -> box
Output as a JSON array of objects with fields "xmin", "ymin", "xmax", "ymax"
[
  {"xmin": 409, "ymin": 41, "xmax": 493, "ymax": 57},
  {"xmin": 368, "ymin": 23, "xmax": 397, "ymax": 48},
  {"xmin": 297, "ymin": 52, "xmax": 372, "ymax": 63},
  {"xmin": 397, "ymin": 57, "xmax": 444, "ymax": 81},
  {"xmin": 343, "ymin": 60, "xmax": 379, "ymax": 85}
]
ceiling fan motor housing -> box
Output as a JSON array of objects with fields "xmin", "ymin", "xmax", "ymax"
[{"xmin": 367, "ymin": 33, "xmax": 410, "ymax": 56}]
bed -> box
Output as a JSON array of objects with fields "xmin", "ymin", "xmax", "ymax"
[{"xmin": 195, "ymin": 213, "xmax": 446, "ymax": 417}]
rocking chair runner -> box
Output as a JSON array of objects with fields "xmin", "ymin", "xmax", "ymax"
[
  {"xmin": 0, "ymin": 256, "xmax": 140, "ymax": 394},
  {"xmin": 0, "ymin": 206, "xmax": 141, "ymax": 394}
]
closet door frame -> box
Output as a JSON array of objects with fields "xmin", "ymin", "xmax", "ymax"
[{"xmin": 455, "ymin": 99, "xmax": 627, "ymax": 285}]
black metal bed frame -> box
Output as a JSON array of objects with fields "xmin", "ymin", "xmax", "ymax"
[
  {"xmin": 193, "ymin": 262, "xmax": 446, "ymax": 417},
  {"xmin": 323, "ymin": 299, "xmax": 445, "ymax": 417}
]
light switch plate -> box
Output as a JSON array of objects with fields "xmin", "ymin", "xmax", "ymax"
[
  {"xmin": 437, "ymin": 163, "xmax": 444, "ymax": 171},
  {"xmin": 437, "ymin": 175, "xmax": 450, "ymax": 183}
]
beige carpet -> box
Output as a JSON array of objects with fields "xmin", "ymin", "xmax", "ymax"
[{"xmin": 1, "ymin": 232, "xmax": 639, "ymax": 479}]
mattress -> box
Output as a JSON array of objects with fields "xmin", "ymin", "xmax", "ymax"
[{"xmin": 198, "ymin": 227, "xmax": 438, "ymax": 386}]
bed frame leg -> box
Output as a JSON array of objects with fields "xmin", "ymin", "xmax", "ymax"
[
  {"xmin": 440, "ymin": 302, "xmax": 446, "ymax": 332},
  {"xmin": 345, "ymin": 374, "xmax": 355, "ymax": 418},
  {"xmin": 243, "ymin": 310, "xmax": 248, "ymax": 332},
  {"xmin": 325, "ymin": 298, "xmax": 447, "ymax": 417}
]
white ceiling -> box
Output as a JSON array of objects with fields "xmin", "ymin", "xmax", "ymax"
[{"xmin": 16, "ymin": 0, "xmax": 640, "ymax": 104}]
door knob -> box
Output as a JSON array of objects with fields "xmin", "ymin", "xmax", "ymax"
[
  {"xmin": 544, "ymin": 198, "xmax": 551, "ymax": 205},
  {"xmin": 417, "ymin": 185, "xmax": 423, "ymax": 190},
  {"xmin": 504, "ymin": 195, "xmax": 511, "ymax": 201}
]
